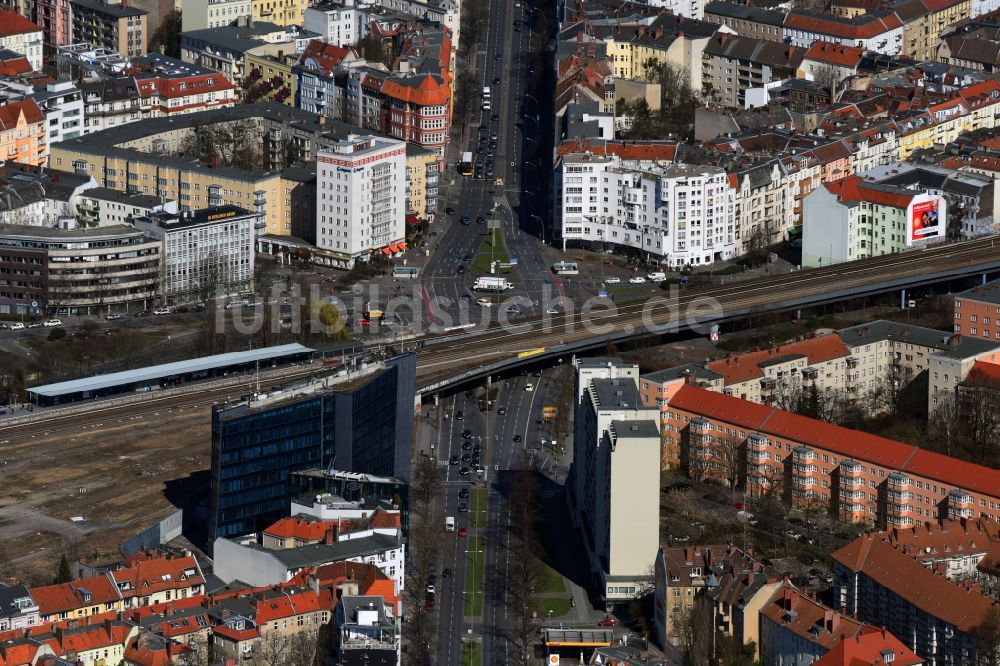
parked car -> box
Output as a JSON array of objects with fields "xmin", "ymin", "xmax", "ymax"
[
  {"xmin": 598, "ymin": 617, "xmax": 617, "ymax": 627},
  {"xmin": 153, "ymin": 308, "xmax": 171, "ymax": 315},
  {"xmin": 477, "ymin": 297, "xmax": 492, "ymax": 307},
  {"xmin": 9, "ymin": 322, "xmax": 24, "ymax": 330},
  {"xmin": 105, "ymin": 313, "xmax": 121, "ymax": 321},
  {"xmin": 605, "ymin": 277, "xmax": 621, "ymax": 284},
  {"xmin": 43, "ymin": 319, "xmax": 62, "ymax": 327},
  {"xmin": 628, "ymin": 276, "xmax": 646, "ymax": 284}
]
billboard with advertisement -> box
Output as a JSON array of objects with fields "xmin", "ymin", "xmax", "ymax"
[{"xmin": 906, "ymin": 195, "xmax": 946, "ymax": 246}]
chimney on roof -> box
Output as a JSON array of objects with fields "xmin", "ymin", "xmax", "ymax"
[{"xmin": 824, "ymin": 609, "xmax": 840, "ymax": 633}]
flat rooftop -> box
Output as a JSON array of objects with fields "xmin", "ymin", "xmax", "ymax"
[{"xmin": 590, "ymin": 377, "xmax": 643, "ymax": 409}]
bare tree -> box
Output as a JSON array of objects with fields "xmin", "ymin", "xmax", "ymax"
[
  {"xmin": 678, "ymin": 594, "xmax": 712, "ymax": 666},
  {"xmin": 929, "ymin": 392, "xmax": 962, "ymax": 457},
  {"xmin": 959, "ymin": 383, "xmax": 1000, "ymax": 465},
  {"xmin": 252, "ymin": 628, "xmax": 321, "ymax": 666}
]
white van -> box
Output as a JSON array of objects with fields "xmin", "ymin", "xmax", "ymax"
[
  {"xmin": 445, "ymin": 516, "xmax": 455, "ymax": 532},
  {"xmin": 482, "ymin": 86, "xmax": 491, "ymax": 98},
  {"xmin": 647, "ymin": 272, "xmax": 667, "ymax": 282},
  {"xmin": 524, "ymin": 383, "xmax": 534, "ymax": 392}
]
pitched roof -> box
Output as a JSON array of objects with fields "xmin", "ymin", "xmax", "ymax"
[
  {"xmin": 30, "ymin": 575, "xmax": 121, "ymax": 616},
  {"xmin": 759, "ymin": 587, "xmax": 866, "ymax": 650},
  {"xmin": 705, "ymin": 334, "xmax": 850, "ymax": 385},
  {"xmin": 296, "ymin": 39, "xmax": 354, "ymax": 76},
  {"xmin": 0, "ymin": 56, "xmax": 31, "ymax": 76},
  {"xmin": 831, "ymin": 533, "xmax": 998, "ymax": 632},
  {"xmin": 803, "ymin": 41, "xmax": 866, "ymax": 68},
  {"xmin": 0, "ymin": 98, "xmax": 42, "ymax": 129},
  {"xmin": 784, "ymin": 9, "xmax": 902, "ymax": 39},
  {"xmin": 668, "ymin": 386, "xmax": 1000, "ymax": 498},
  {"xmin": 0, "ymin": 10, "xmax": 40, "ymax": 37},
  {"xmin": 111, "ymin": 554, "xmax": 204, "ymax": 599},
  {"xmin": 556, "ymin": 138, "xmax": 678, "ymax": 160},
  {"xmin": 264, "ymin": 516, "xmax": 338, "ymax": 541},
  {"xmin": 377, "ymin": 73, "xmax": 450, "ymax": 106},
  {"xmin": 812, "ymin": 626, "xmax": 923, "ymax": 666},
  {"xmin": 825, "ymin": 174, "xmax": 914, "ymax": 208},
  {"xmin": 962, "ymin": 360, "xmax": 1000, "ymax": 386}
]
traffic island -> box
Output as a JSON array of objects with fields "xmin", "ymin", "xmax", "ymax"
[
  {"xmin": 470, "ymin": 489, "xmax": 488, "ymax": 528},
  {"xmin": 461, "ymin": 640, "xmax": 482, "ymax": 666},
  {"xmin": 471, "ymin": 228, "xmax": 510, "ymax": 274}
]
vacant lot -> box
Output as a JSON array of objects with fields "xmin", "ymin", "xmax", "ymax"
[{"xmin": 0, "ymin": 401, "xmax": 214, "ymax": 585}]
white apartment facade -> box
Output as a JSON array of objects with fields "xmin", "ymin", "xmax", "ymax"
[
  {"xmin": 570, "ymin": 358, "xmax": 661, "ymax": 607},
  {"xmin": 0, "ymin": 19, "xmax": 43, "ymax": 71},
  {"xmin": 316, "ymin": 134, "xmax": 406, "ymax": 268},
  {"xmin": 303, "ymin": 2, "xmax": 367, "ymax": 46},
  {"xmin": 131, "ymin": 205, "xmax": 258, "ymax": 300},
  {"xmin": 181, "ymin": 0, "xmax": 252, "ymax": 31},
  {"xmin": 560, "ymin": 154, "xmax": 737, "ymax": 267},
  {"xmin": 0, "ymin": 79, "xmax": 83, "ymax": 151}
]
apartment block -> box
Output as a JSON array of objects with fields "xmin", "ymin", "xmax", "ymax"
[
  {"xmin": 803, "ymin": 174, "xmax": 946, "ymax": 266},
  {"xmin": 0, "ymin": 586, "xmax": 38, "ymax": 631},
  {"xmin": 33, "ymin": 0, "xmax": 72, "ymax": 49},
  {"xmin": 653, "ymin": 543, "xmax": 780, "ymax": 653},
  {"xmin": 334, "ymin": 595, "xmax": 400, "ymax": 666},
  {"xmin": 0, "ymin": 11, "xmax": 42, "ymax": 71},
  {"xmin": 833, "ymin": 532, "xmax": 997, "ymax": 664},
  {"xmin": 660, "ymin": 382, "xmax": 1000, "ymax": 528},
  {"xmin": 75, "ymin": 186, "xmax": 174, "ymax": 227},
  {"xmin": 0, "ymin": 98, "xmax": 45, "ymax": 166},
  {"xmin": 560, "ymin": 153, "xmax": 737, "ymax": 267},
  {"xmin": 405, "ymin": 143, "xmax": 438, "ymax": 219},
  {"xmin": 759, "ymin": 586, "xmax": 922, "ymax": 666},
  {"xmin": 181, "ymin": 0, "xmax": 251, "ymax": 31},
  {"xmin": 70, "ymin": 0, "xmax": 147, "ymax": 58},
  {"xmin": 954, "ymin": 279, "xmax": 1000, "ymax": 342},
  {"xmin": 701, "ymin": 33, "xmax": 804, "ymax": 109},
  {"xmin": 316, "ymin": 133, "xmax": 406, "ymax": 268},
  {"xmin": 294, "ymin": 34, "xmax": 452, "ymax": 162},
  {"xmin": 569, "ymin": 358, "xmax": 661, "ymax": 606}
]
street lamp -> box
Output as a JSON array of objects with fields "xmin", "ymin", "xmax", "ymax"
[{"xmin": 530, "ymin": 214, "xmax": 546, "ymax": 245}]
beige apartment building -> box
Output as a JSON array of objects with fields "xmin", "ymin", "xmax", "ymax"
[
  {"xmin": 406, "ymin": 144, "xmax": 438, "ymax": 220},
  {"xmin": 570, "ymin": 358, "xmax": 661, "ymax": 608}
]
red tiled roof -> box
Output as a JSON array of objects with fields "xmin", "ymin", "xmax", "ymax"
[
  {"xmin": 264, "ymin": 516, "xmax": 339, "ymax": 541},
  {"xmin": 957, "ymin": 79, "xmax": 1000, "ymax": 110},
  {"xmin": 706, "ymin": 334, "xmax": 850, "ymax": 385},
  {"xmin": 0, "ymin": 10, "xmax": 39, "ymax": 37},
  {"xmin": 813, "ymin": 626, "xmax": 923, "ymax": 666},
  {"xmin": 803, "ymin": 41, "xmax": 866, "ymax": 67},
  {"xmin": 111, "ymin": 554, "xmax": 204, "ymax": 600},
  {"xmin": 30, "ymin": 575, "xmax": 121, "ymax": 616},
  {"xmin": 0, "ymin": 98, "xmax": 42, "ymax": 129},
  {"xmin": 212, "ymin": 625, "xmax": 258, "ymax": 641},
  {"xmin": 368, "ymin": 507, "xmax": 401, "ymax": 530},
  {"xmin": 831, "ymin": 533, "xmax": 998, "ymax": 632},
  {"xmin": 668, "ymin": 386, "xmax": 1000, "ymax": 497},
  {"xmin": 136, "ymin": 75, "xmax": 234, "ymax": 100},
  {"xmin": 759, "ymin": 587, "xmax": 866, "ymax": 650},
  {"xmin": 254, "ymin": 590, "xmax": 322, "ymax": 624},
  {"xmin": 0, "ymin": 56, "xmax": 30, "ymax": 77},
  {"xmin": 825, "ymin": 174, "xmax": 914, "ymax": 208},
  {"xmin": 962, "ymin": 360, "xmax": 1000, "ymax": 386},
  {"xmin": 555, "ymin": 138, "xmax": 678, "ymax": 160},
  {"xmin": 297, "ymin": 39, "xmax": 353, "ymax": 76},
  {"xmin": 785, "ymin": 11, "xmax": 901, "ymax": 39},
  {"xmin": 124, "ymin": 637, "xmax": 185, "ymax": 666},
  {"xmin": 379, "ymin": 74, "xmax": 450, "ymax": 106}
]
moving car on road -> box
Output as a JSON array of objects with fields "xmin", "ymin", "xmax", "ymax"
[
  {"xmin": 43, "ymin": 319, "xmax": 62, "ymax": 327},
  {"xmin": 628, "ymin": 276, "xmax": 646, "ymax": 284}
]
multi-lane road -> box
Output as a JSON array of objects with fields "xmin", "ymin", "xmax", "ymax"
[
  {"xmin": 432, "ymin": 369, "xmax": 560, "ymax": 665},
  {"xmin": 419, "ymin": 0, "xmax": 553, "ymax": 325}
]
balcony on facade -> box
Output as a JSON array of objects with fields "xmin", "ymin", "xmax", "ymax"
[{"xmin": 947, "ymin": 489, "xmax": 975, "ymax": 519}]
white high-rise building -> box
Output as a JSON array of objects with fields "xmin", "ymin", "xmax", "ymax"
[
  {"xmin": 316, "ymin": 134, "xmax": 406, "ymax": 268},
  {"xmin": 569, "ymin": 358, "xmax": 662, "ymax": 609},
  {"xmin": 560, "ymin": 154, "xmax": 737, "ymax": 268}
]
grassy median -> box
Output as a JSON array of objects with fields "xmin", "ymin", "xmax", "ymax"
[
  {"xmin": 471, "ymin": 228, "xmax": 510, "ymax": 274},
  {"xmin": 470, "ymin": 489, "xmax": 488, "ymax": 528},
  {"xmin": 461, "ymin": 641, "xmax": 482, "ymax": 666},
  {"xmin": 464, "ymin": 536, "xmax": 485, "ymax": 616}
]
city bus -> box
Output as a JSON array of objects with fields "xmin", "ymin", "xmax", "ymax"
[{"xmin": 459, "ymin": 151, "xmax": 474, "ymax": 176}]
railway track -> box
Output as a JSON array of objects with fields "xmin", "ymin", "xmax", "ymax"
[
  {"xmin": 413, "ymin": 237, "xmax": 1000, "ymax": 384},
  {"xmin": 6, "ymin": 237, "xmax": 1000, "ymax": 435},
  {"xmin": 0, "ymin": 364, "xmax": 325, "ymax": 445}
]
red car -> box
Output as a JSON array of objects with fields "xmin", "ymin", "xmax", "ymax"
[
  {"xmin": 425, "ymin": 601, "xmax": 435, "ymax": 611},
  {"xmin": 598, "ymin": 617, "xmax": 616, "ymax": 627},
  {"xmin": 733, "ymin": 502, "xmax": 746, "ymax": 510},
  {"xmin": 457, "ymin": 527, "xmax": 468, "ymax": 537}
]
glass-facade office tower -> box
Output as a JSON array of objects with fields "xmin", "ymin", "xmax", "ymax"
[{"xmin": 208, "ymin": 353, "xmax": 416, "ymax": 543}]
